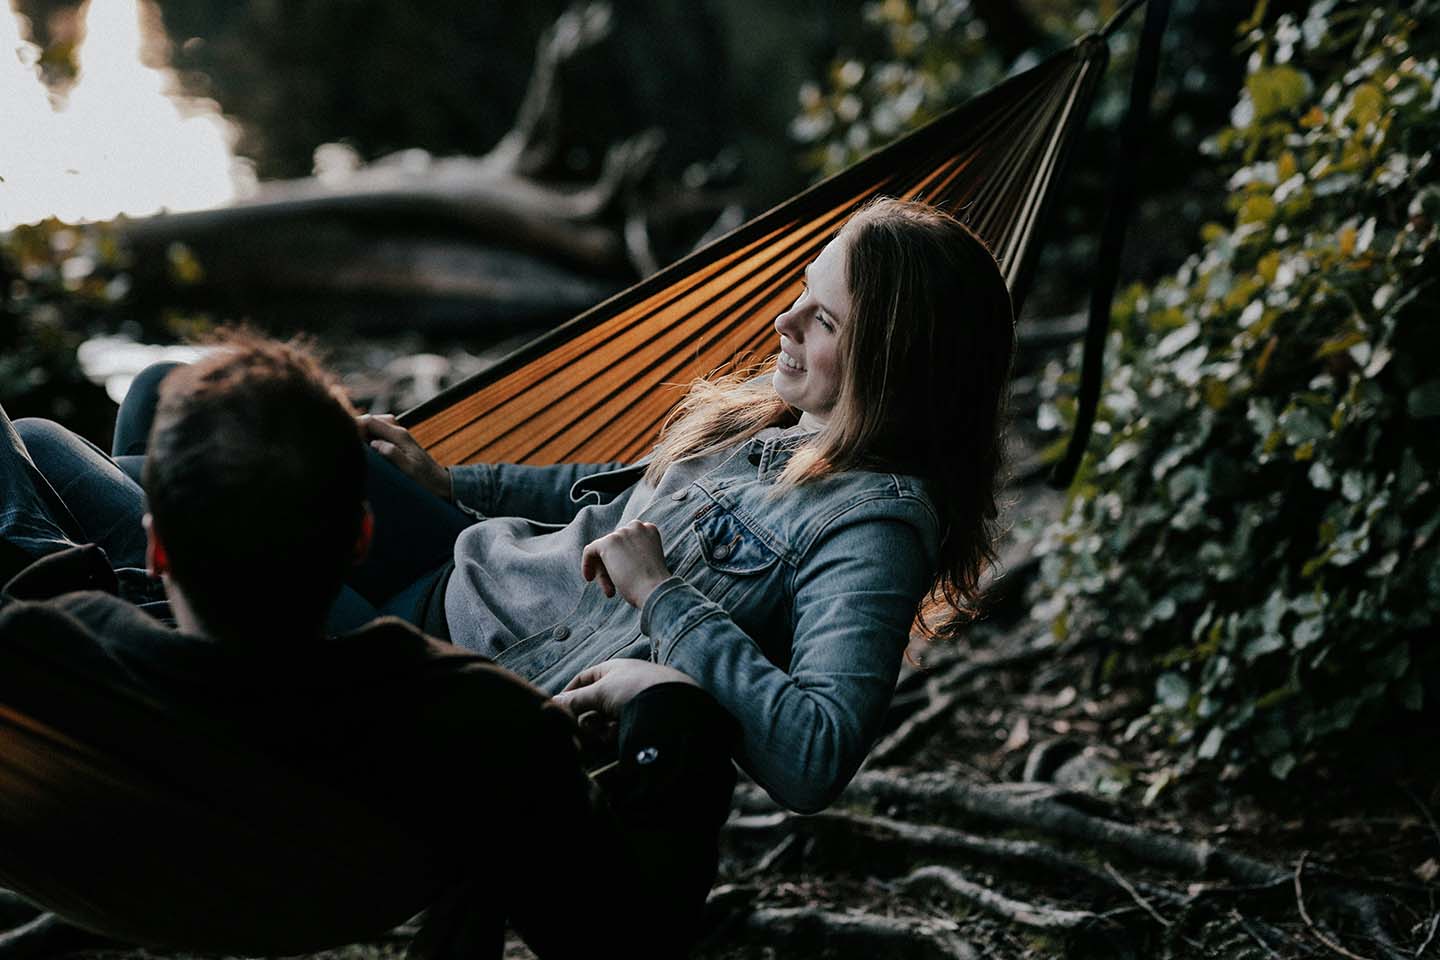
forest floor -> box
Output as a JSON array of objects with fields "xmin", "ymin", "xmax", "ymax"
[{"xmin": 10, "ymin": 322, "xmax": 1440, "ymax": 960}]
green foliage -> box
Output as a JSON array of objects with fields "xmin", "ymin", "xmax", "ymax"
[
  {"xmin": 1032, "ymin": 0, "xmax": 1440, "ymax": 780},
  {"xmin": 0, "ymin": 220, "xmax": 131, "ymax": 441},
  {"xmin": 791, "ymin": 0, "xmax": 1009, "ymax": 174},
  {"xmin": 791, "ymin": 1, "xmax": 1250, "ymax": 313}
]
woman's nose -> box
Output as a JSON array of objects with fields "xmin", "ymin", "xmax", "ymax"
[{"xmin": 775, "ymin": 304, "xmax": 801, "ymax": 340}]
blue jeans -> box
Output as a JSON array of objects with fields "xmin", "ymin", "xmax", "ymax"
[
  {"xmin": 31, "ymin": 362, "xmax": 469, "ymax": 634},
  {"xmin": 0, "ymin": 401, "xmax": 159, "ymax": 606}
]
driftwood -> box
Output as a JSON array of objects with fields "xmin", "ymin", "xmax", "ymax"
[
  {"xmin": 124, "ymin": 3, "xmax": 649, "ymax": 269},
  {"xmin": 114, "ymin": 3, "xmax": 686, "ymax": 331}
]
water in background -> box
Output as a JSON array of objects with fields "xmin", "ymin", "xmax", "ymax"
[{"xmin": 0, "ymin": 0, "xmax": 247, "ymax": 229}]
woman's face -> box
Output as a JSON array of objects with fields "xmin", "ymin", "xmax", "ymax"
[{"xmin": 773, "ymin": 233, "xmax": 851, "ymax": 425}]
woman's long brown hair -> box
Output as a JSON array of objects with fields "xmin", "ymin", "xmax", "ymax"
[{"xmin": 646, "ymin": 198, "xmax": 1015, "ymax": 637}]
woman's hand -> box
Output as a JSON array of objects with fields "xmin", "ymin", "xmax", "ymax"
[
  {"xmin": 359, "ymin": 414, "xmax": 451, "ymax": 501},
  {"xmin": 554, "ymin": 659, "xmax": 697, "ymax": 720},
  {"xmin": 581, "ymin": 520, "xmax": 671, "ymax": 608}
]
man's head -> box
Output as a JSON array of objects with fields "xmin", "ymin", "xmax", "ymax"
[{"xmin": 141, "ymin": 333, "xmax": 368, "ymax": 639}]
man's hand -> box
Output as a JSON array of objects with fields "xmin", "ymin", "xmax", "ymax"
[
  {"xmin": 359, "ymin": 414, "xmax": 451, "ymax": 501},
  {"xmin": 554, "ymin": 659, "xmax": 698, "ymax": 720},
  {"xmin": 580, "ymin": 520, "xmax": 671, "ymax": 608}
]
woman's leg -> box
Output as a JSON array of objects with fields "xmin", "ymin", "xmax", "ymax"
[
  {"xmin": 347, "ymin": 449, "xmax": 470, "ymax": 603},
  {"xmin": 326, "ymin": 454, "xmax": 466, "ymax": 634},
  {"xmin": 112, "ymin": 361, "xmax": 182, "ymax": 458},
  {"xmin": 13, "ymin": 420, "xmax": 148, "ymax": 569}
]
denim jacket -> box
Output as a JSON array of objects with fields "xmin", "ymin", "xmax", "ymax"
[{"xmin": 449, "ymin": 430, "xmax": 940, "ymax": 813}]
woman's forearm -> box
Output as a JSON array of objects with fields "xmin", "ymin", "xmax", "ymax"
[
  {"xmin": 449, "ymin": 461, "xmax": 629, "ymax": 522},
  {"xmin": 641, "ymin": 516, "xmax": 933, "ymax": 813}
]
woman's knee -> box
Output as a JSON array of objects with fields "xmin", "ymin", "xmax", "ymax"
[
  {"xmin": 14, "ymin": 418, "xmax": 74, "ymax": 456},
  {"xmin": 14, "ymin": 418, "xmax": 107, "ymax": 476},
  {"xmin": 113, "ymin": 361, "xmax": 185, "ymax": 457},
  {"xmin": 127, "ymin": 361, "xmax": 184, "ymax": 403}
]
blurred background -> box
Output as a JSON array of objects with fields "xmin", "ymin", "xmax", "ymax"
[{"xmin": 2, "ymin": 0, "xmax": 1242, "ymax": 443}]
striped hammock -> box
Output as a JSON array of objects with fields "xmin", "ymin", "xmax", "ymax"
[{"xmin": 403, "ymin": 35, "xmax": 1111, "ymax": 466}]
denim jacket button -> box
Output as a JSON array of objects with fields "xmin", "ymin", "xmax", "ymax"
[
  {"xmin": 711, "ymin": 543, "xmax": 732, "ymax": 561},
  {"xmin": 634, "ymin": 746, "xmax": 660, "ymax": 765},
  {"xmin": 671, "ymin": 488, "xmax": 689, "ymax": 502},
  {"xmin": 550, "ymin": 625, "xmax": 570, "ymax": 642}
]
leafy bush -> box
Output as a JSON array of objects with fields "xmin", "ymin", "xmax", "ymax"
[
  {"xmin": 0, "ymin": 220, "xmax": 132, "ymax": 443},
  {"xmin": 790, "ymin": 0, "xmax": 1008, "ymax": 176},
  {"xmin": 1031, "ymin": 0, "xmax": 1440, "ymax": 780}
]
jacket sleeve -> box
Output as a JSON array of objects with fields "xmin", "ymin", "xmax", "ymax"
[
  {"xmin": 412, "ymin": 682, "xmax": 736, "ymax": 960},
  {"xmin": 448, "ymin": 461, "xmax": 629, "ymax": 524},
  {"xmin": 642, "ymin": 509, "xmax": 934, "ymax": 814}
]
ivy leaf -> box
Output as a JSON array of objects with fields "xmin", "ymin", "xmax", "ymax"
[
  {"xmin": 1246, "ymin": 65, "xmax": 1313, "ymax": 120},
  {"xmin": 1156, "ymin": 673, "xmax": 1193, "ymax": 711},
  {"xmin": 1406, "ymin": 382, "xmax": 1440, "ymax": 418},
  {"xmin": 1238, "ymin": 195, "xmax": 1277, "ymax": 225},
  {"xmin": 1197, "ymin": 727, "xmax": 1225, "ymax": 759},
  {"xmin": 1293, "ymin": 617, "xmax": 1324, "ymax": 649},
  {"xmin": 1279, "ymin": 406, "xmax": 1328, "ymax": 444},
  {"xmin": 1243, "ymin": 633, "xmax": 1286, "ymax": 660},
  {"xmin": 1270, "ymin": 752, "xmax": 1298, "ymax": 780},
  {"xmin": 1347, "ymin": 82, "xmax": 1383, "ymax": 127},
  {"xmin": 1156, "ymin": 323, "xmax": 1201, "ymax": 358}
]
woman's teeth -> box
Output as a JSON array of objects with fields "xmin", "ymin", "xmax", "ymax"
[{"xmin": 778, "ymin": 352, "xmax": 806, "ymax": 372}]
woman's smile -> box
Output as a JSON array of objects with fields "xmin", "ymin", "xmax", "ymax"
[{"xmin": 776, "ymin": 346, "xmax": 806, "ymax": 373}]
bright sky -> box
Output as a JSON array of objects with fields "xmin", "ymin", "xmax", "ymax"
[{"xmin": 1, "ymin": 0, "xmax": 240, "ymax": 229}]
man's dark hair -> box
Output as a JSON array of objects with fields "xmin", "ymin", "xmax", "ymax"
[{"xmin": 142, "ymin": 333, "xmax": 365, "ymax": 638}]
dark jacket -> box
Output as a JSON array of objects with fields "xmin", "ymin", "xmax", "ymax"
[{"xmin": 0, "ymin": 545, "xmax": 736, "ymax": 959}]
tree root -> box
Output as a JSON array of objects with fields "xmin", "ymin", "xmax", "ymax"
[
  {"xmin": 0, "ymin": 893, "xmax": 36, "ymax": 931},
  {"xmin": 725, "ymin": 808, "xmax": 1180, "ymax": 905},
  {"xmin": 734, "ymin": 904, "xmax": 977, "ymax": 960},
  {"xmin": 869, "ymin": 638, "xmax": 1092, "ymax": 767},
  {"xmin": 846, "ymin": 770, "xmax": 1284, "ymax": 885},
  {"xmin": 727, "ymin": 772, "xmax": 1419, "ymax": 956},
  {"xmin": 0, "ymin": 913, "xmax": 117, "ymax": 960},
  {"xmin": 869, "ymin": 690, "xmax": 964, "ymax": 768},
  {"xmin": 901, "ymin": 864, "xmax": 1103, "ymax": 932}
]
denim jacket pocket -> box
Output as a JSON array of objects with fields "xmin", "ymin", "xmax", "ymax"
[{"xmin": 693, "ymin": 507, "xmax": 780, "ymax": 576}]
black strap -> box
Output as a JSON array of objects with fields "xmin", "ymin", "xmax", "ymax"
[{"xmin": 1049, "ymin": 0, "xmax": 1172, "ymax": 488}]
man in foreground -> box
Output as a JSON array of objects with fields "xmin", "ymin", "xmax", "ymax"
[{"xmin": 0, "ymin": 334, "xmax": 735, "ymax": 958}]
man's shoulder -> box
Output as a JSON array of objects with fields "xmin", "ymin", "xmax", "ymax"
[{"xmin": 0, "ymin": 590, "xmax": 161, "ymax": 688}]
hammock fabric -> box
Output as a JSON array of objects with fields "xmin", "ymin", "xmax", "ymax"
[
  {"xmin": 402, "ymin": 35, "xmax": 1111, "ymax": 465},
  {"xmin": 0, "ymin": 611, "xmax": 438, "ymax": 953}
]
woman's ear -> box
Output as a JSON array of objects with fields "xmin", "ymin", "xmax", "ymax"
[
  {"xmin": 352, "ymin": 504, "xmax": 375, "ymax": 566},
  {"xmin": 142, "ymin": 514, "xmax": 169, "ymax": 577}
]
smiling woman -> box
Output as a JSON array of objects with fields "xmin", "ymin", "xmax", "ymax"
[
  {"xmin": 327, "ymin": 196, "xmax": 1018, "ymax": 813},
  {"xmin": 0, "ymin": 0, "xmax": 239, "ymax": 229},
  {"xmin": 38, "ymin": 197, "xmax": 1014, "ymax": 815}
]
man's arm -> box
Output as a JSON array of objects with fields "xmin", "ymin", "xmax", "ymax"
[{"xmin": 2, "ymin": 544, "xmax": 117, "ymax": 603}]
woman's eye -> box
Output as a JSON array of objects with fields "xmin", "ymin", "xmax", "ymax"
[{"xmin": 818, "ymin": 314, "xmax": 836, "ymax": 332}]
